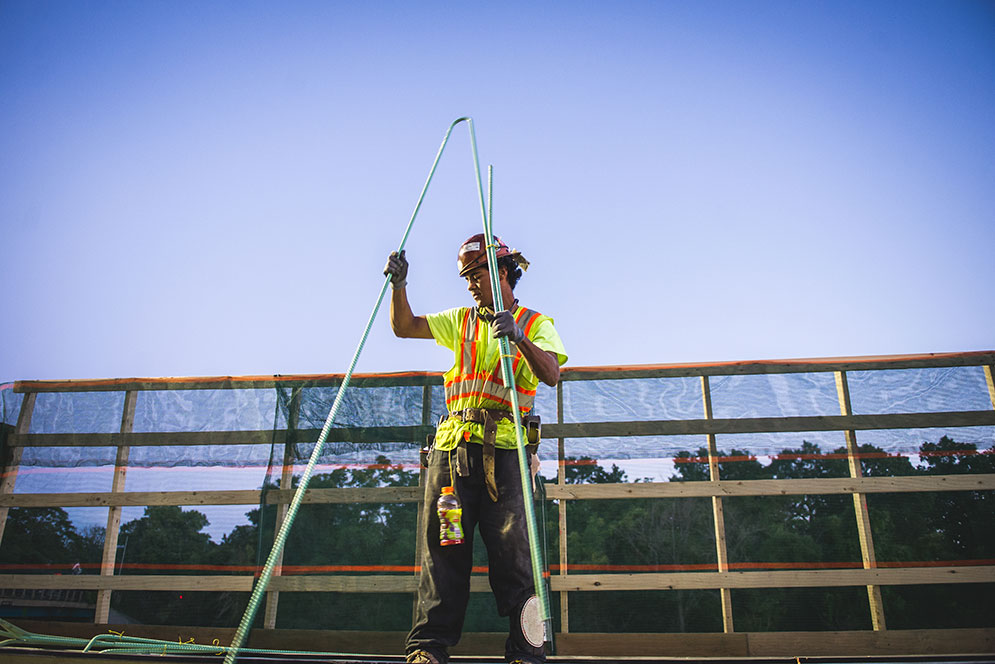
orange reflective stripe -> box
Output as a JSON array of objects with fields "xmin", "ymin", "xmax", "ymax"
[
  {"xmin": 520, "ymin": 309, "xmax": 541, "ymax": 337},
  {"xmin": 444, "ymin": 306, "xmax": 540, "ymax": 417},
  {"xmin": 511, "ymin": 308, "xmax": 541, "ymax": 375},
  {"xmin": 470, "ymin": 316, "xmax": 480, "ymax": 371},
  {"xmin": 457, "ymin": 308, "xmax": 473, "ymax": 374},
  {"xmin": 445, "ymin": 394, "xmax": 533, "ymax": 415},
  {"xmin": 445, "ymin": 376, "xmax": 536, "ymax": 414},
  {"xmin": 446, "ymin": 374, "xmax": 537, "ymax": 397}
]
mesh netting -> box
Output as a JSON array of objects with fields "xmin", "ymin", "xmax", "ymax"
[{"xmin": 1, "ymin": 360, "xmax": 993, "ymax": 636}]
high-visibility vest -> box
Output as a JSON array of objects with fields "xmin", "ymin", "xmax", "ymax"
[{"xmin": 443, "ymin": 306, "xmax": 544, "ymax": 418}]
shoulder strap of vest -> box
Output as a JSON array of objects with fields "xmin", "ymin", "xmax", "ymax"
[
  {"xmin": 513, "ymin": 307, "xmax": 543, "ymax": 338},
  {"xmin": 465, "ymin": 305, "xmax": 543, "ymax": 342}
]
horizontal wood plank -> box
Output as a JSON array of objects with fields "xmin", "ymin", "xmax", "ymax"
[
  {"xmin": 555, "ymin": 628, "xmax": 995, "ymax": 657},
  {"xmin": 2, "ymin": 475, "xmax": 991, "ymax": 508},
  {"xmin": 8, "ymin": 426, "xmax": 435, "ymax": 448},
  {"xmin": 9, "ymin": 410, "xmax": 994, "ymax": 449},
  {"xmin": 2, "ymin": 566, "xmax": 992, "ymax": 594},
  {"xmin": 14, "ymin": 351, "xmax": 993, "ymax": 391},
  {"xmin": 549, "ymin": 565, "xmax": 995, "ymax": 591},
  {"xmin": 6, "ymin": 621, "xmax": 994, "ymax": 659},
  {"xmin": 14, "ymin": 372, "xmax": 444, "ymax": 393},
  {"xmin": 546, "ymin": 410, "xmax": 995, "ymax": 439},
  {"xmin": 0, "ymin": 486, "xmax": 424, "ymax": 508},
  {"xmin": 544, "ymin": 474, "xmax": 995, "ymax": 500},
  {"xmin": 0, "ymin": 574, "xmax": 254, "ymax": 592}
]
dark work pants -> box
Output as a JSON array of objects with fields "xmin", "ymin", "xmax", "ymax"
[{"xmin": 406, "ymin": 442, "xmax": 545, "ymax": 663}]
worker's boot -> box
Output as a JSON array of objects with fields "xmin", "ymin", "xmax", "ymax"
[{"xmin": 406, "ymin": 649, "xmax": 442, "ymax": 664}]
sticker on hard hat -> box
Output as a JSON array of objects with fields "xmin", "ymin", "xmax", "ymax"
[
  {"xmin": 520, "ymin": 595, "xmax": 545, "ymax": 648},
  {"xmin": 460, "ymin": 241, "xmax": 481, "ymax": 253}
]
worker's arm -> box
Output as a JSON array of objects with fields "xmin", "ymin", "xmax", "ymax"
[
  {"xmin": 491, "ymin": 311, "xmax": 560, "ymax": 386},
  {"xmin": 385, "ymin": 251, "xmax": 433, "ymax": 339}
]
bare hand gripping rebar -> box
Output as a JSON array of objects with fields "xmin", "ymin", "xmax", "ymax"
[{"xmin": 225, "ymin": 118, "xmax": 551, "ymax": 662}]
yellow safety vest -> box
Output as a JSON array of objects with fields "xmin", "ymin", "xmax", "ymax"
[{"xmin": 443, "ymin": 306, "xmax": 543, "ymax": 419}]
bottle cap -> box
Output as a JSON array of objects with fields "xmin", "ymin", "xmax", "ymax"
[{"xmin": 441, "ymin": 486, "xmax": 455, "ymax": 494}]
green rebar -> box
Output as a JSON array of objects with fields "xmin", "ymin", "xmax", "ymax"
[
  {"xmin": 1, "ymin": 120, "xmax": 552, "ymax": 663},
  {"xmin": 0, "ymin": 618, "xmax": 348, "ymax": 658},
  {"xmin": 223, "ymin": 117, "xmax": 511, "ymax": 662},
  {"xmin": 471, "ymin": 147, "xmax": 554, "ymax": 637}
]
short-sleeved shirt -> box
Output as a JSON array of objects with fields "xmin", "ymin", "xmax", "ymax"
[{"xmin": 426, "ymin": 306, "xmax": 567, "ymax": 450}]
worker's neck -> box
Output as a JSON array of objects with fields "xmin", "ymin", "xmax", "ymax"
[{"xmin": 478, "ymin": 296, "xmax": 518, "ymax": 320}]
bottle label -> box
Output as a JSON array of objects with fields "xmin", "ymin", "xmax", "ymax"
[{"xmin": 439, "ymin": 506, "xmax": 464, "ymax": 546}]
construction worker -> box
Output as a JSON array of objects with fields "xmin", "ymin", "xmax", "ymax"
[{"xmin": 385, "ymin": 233, "xmax": 567, "ymax": 664}]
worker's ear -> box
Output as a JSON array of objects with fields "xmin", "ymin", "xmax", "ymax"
[{"xmin": 497, "ymin": 265, "xmax": 509, "ymax": 283}]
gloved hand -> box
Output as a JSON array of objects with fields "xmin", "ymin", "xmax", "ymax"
[
  {"xmin": 383, "ymin": 250, "xmax": 408, "ymax": 289},
  {"xmin": 491, "ymin": 310, "xmax": 524, "ymax": 344}
]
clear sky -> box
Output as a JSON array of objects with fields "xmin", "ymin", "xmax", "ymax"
[{"xmin": 2, "ymin": 0, "xmax": 993, "ymax": 382}]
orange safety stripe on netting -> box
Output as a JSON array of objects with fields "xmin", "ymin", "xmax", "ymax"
[
  {"xmin": 2, "ymin": 461, "xmax": 424, "ymax": 480},
  {"xmin": 559, "ymin": 350, "xmax": 995, "ymax": 375},
  {"xmin": 13, "ymin": 371, "xmax": 445, "ymax": 393},
  {"xmin": 675, "ymin": 449, "xmax": 994, "ymax": 464},
  {"xmin": 12, "ymin": 350, "xmax": 993, "ymax": 393}
]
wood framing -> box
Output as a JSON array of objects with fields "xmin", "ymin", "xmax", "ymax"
[
  {"xmin": 836, "ymin": 370, "xmax": 887, "ymax": 630},
  {"xmin": 94, "ymin": 389, "xmax": 137, "ymax": 623},
  {"xmin": 264, "ymin": 386, "xmax": 302, "ymax": 629},
  {"xmin": 5, "ymin": 621, "xmax": 994, "ymax": 659},
  {"xmin": 1, "ymin": 475, "xmax": 992, "ymax": 509},
  {"xmin": 701, "ymin": 375, "xmax": 734, "ymax": 633},
  {"xmin": 556, "ymin": 380, "xmax": 570, "ymax": 634},
  {"xmin": 0, "ymin": 391, "xmax": 34, "ymax": 546},
  {"xmin": 2, "ymin": 564, "xmax": 991, "ymax": 594},
  {"xmin": 1, "ymin": 351, "xmax": 993, "ymax": 657}
]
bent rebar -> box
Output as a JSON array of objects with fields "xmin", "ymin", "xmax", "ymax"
[{"xmin": 225, "ymin": 117, "xmax": 549, "ymax": 662}]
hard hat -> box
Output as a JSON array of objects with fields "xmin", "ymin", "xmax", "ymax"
[{"xmin": 457, "ymin": 233, "xmax": 529, "ymax": 277}]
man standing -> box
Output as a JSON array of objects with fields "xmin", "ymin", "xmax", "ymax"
[{"xmin": 384, "ymin": 234, "xmax": 567, "ymax": 664}]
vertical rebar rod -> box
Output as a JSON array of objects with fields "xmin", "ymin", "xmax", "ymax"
[{"xmin": 471, "ymin": 125, "xmax": 553, "ymax": 636}]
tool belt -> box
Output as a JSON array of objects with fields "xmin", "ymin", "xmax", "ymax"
[{"xmin": 423, "ymin": 407, "xmax": 540, "ymax": 502}]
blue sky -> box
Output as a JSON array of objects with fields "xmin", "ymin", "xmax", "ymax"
[{"xmin": 2, "ymin": 0, "xmax": 993, "ymax": 382}]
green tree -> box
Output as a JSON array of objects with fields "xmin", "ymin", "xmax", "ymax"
[
  {"xmin": 0, "ymin": 507, "xmax": 102, "ymax": 571},
  {"xmin": 213, "ymin": 455, "xmax": 421, "ymax": 631},
  {"xmin": 110, "ymin": 505, "xmax": 221, "ymax": 625}
]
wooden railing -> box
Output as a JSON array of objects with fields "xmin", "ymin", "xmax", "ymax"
[{"xmin": 1, "ymin": 350, "xmax": 994, "ymax": 657}]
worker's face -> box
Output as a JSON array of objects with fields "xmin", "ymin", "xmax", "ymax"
[{"xmin": 464, "ymin": 266, "xmax": 505, "ymax": 308}]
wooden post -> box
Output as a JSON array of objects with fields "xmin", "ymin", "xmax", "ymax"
[
  {"xmin": 556, "ymin": 380, "xmax": 569, "ymax": 634},
  {"xmin": 835, "ymin": 370, "xmax": 887, "ymax": 630},
  {"xmin": 984, "ymin": 365, "xmax": 995, "ymax": 410},
  {"xmin": 264, "ymin": 387, "xmax": 303, "ymax": 629},
  {"xmin": 412, "ymin": 384, "xmax": 432, "ymax": 623},
  {"xmin": 94, "ymin": 390, "xmax": 137, "ymax": 623},
  {"xmin": 0, "ymin": 392, "xmax": 35, "ymax": 546},
  {"xmin": 701, "ymin": 376, "xmax": 734, "ymax": 633}
]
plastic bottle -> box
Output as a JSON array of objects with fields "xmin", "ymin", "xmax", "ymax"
[{"xmin": 437, "ymin": 486, "xmax": 464, "ymax": 546}]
